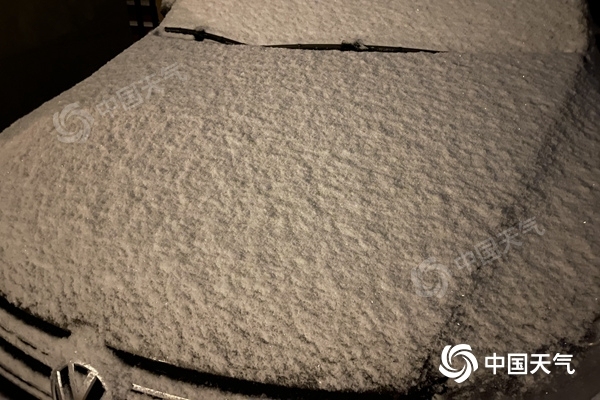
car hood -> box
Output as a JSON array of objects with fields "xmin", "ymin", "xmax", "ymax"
[{"xmin": 0, "ymin": 33, "xmax": 599, "ymax": 393}]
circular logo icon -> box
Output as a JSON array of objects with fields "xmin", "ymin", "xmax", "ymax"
[
  {"xmin": 53, "ymin": 102, "xmax": 94, "ymax": 143},
  {"xmin": 411, "ymin": 257, "xmax": 451, "ymax": 298},
  {"xmin": 51, "ymin": 361, "xmax": 106, "ymax": 400},
  {"xmin": 439, "ymin": 344, "xmax": 479, "ymax": 383}
]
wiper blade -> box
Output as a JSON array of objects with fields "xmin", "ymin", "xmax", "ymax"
[
  {"xmin": 164, "ymin": 27, "xmax": 244, "ymax": 45},
  {"xmin": 163, "ymin": 27, "xmax": 442, "ymax": 53},
  {"xmin": 265, "ymin": 42, "xmax": 440, "ymax": 53}
]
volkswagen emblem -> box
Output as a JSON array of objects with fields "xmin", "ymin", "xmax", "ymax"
[{"xmin": 51, "ymin": 361, "xmax": 106, "ymax": 400}]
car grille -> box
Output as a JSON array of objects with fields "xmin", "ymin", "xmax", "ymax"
[{"xmin": 0, "ymin": 295, "xmax": 68, "ymax": 399}]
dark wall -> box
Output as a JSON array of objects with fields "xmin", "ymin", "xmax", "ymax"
[
  {"xmin": 589, "ymin": 0, "xmax": 600, "ymax": 50},
  {"xmin": 0, "ymin": 0, "xmax": 133, "ymax": 132}
]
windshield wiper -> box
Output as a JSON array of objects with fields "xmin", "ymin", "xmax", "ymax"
[
  {"xmin": 163, "ymin": 27, "xmax": 442, "ymax": 53},
  {"xmin": 164, "ymin": 27, "xmax": 244, "ymax": 44}
]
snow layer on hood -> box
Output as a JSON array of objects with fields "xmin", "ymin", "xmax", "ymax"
[
  {"xmin": 0, "ymin": 32, "xmax": 599, "ymax": 394},
  {"xmin": 161, "ymin": 0, "xmax": 590, "ymax": 52}
]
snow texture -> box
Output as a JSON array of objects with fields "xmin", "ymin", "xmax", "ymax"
[
  {"xmin": 161, "ymin": 0, "xmax": 589, "ymax": 52},
  {"xmin": 0, "ymin": 27, "xmax": 599, "ymax": 397},
  {"xmin": 160, "ymin": 0, "xmax": 177, "ymax": 16}
]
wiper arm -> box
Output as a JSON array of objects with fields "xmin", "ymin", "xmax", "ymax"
[
  {"xmin": 163, "ymin": 27, "xmax": 443, "ymax": 53},
  {"xmin": 164, "ymin": 27, "xmax": 244, "ymax": 45}
]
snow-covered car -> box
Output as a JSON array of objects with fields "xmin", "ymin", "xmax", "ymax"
[{"xmin": 0, "ymin": 1, "xmax": 599, "ymax": 399}]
